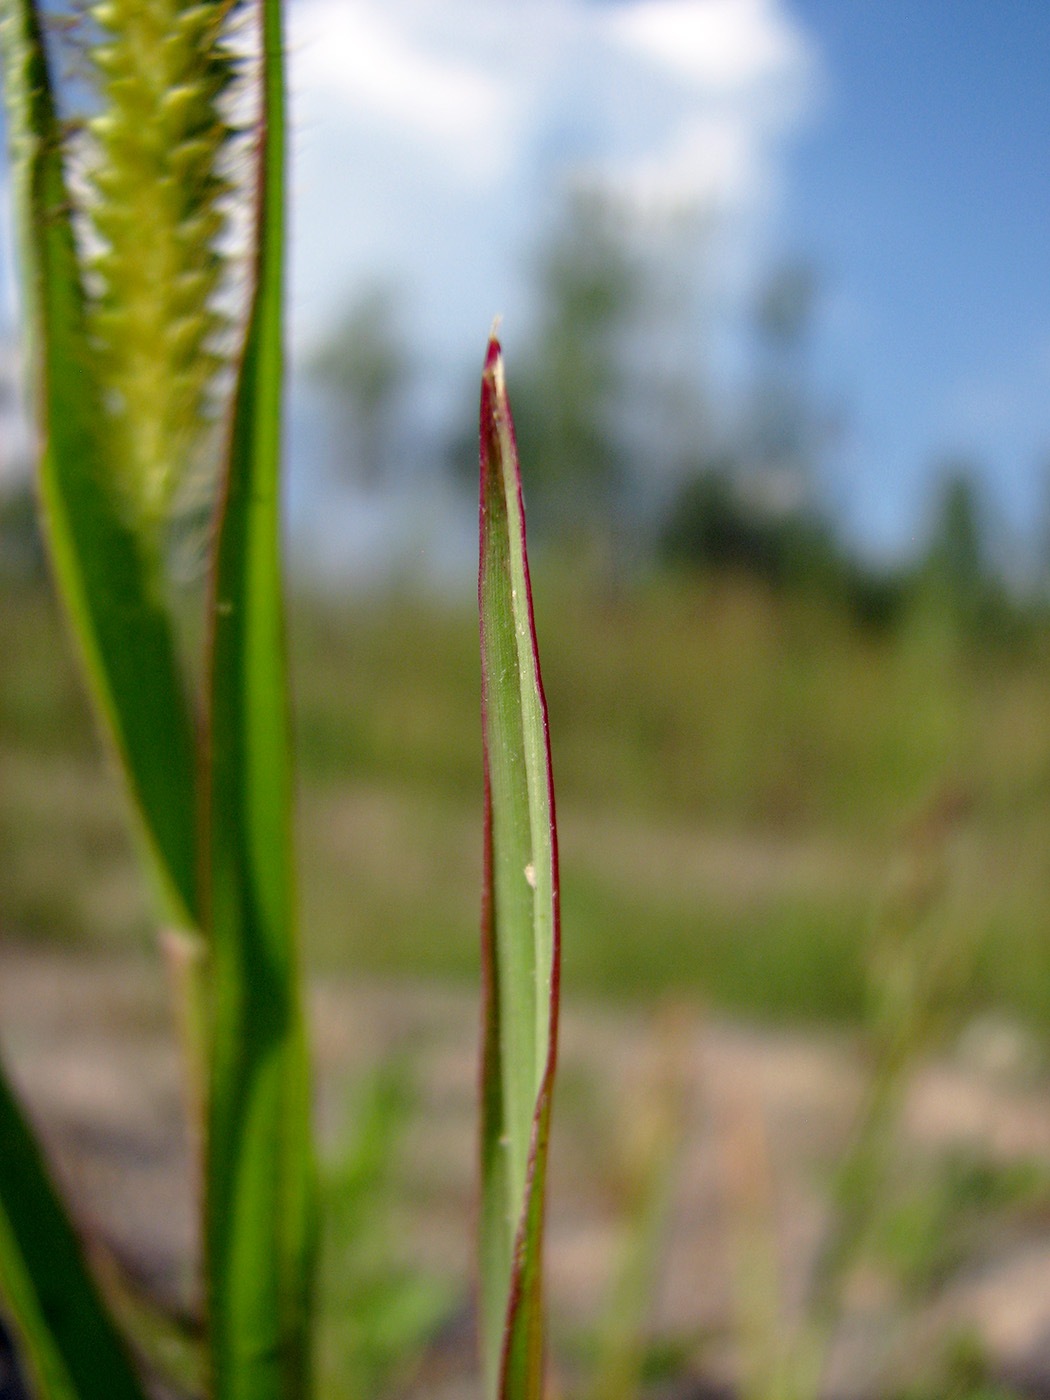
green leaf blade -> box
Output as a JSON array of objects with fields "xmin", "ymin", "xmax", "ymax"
[
  {"xmin": 0, "ymin": 5, "xmax": 191, "ymax": 1396},
  {"xmin": 204, "ymin": 1, "xmax": 315, "ymax": 1395},
  {"xmin": 478, "ymin": 334, "xmax": 561, "ymax": 1400},
  {"xmin": 0, "ymin": 1061, "xmax": 149, "ymax": 1400},
  {"xmin": 0, "ymin": 0, "xmax": 199, "ymax": 926}
]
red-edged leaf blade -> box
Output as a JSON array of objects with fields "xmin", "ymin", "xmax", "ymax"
[{"xmin": 478, "ymin": 334, "xmax": 561, "ymax": 1400}]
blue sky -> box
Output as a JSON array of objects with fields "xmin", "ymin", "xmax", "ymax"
[
  {"xmin": 783, "ymin": 1, "xmax": 1050, "ymax": 558},
  {"xmin": 286, "ymin": 0, "xmax": 815, "ymax": 362},
  {"xmin": 1, "ymin": 0, "xmax": 1047, "ymax": 568},
  {"xmin": 281, "ymin": 0, "xmax": 1050, "ymax": 563}
]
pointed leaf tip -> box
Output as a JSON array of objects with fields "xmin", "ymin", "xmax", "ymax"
[
  {"xmin": 477, "ymin": 334, "xmax": 560, "ymax": 1400},
  {"xmin": 483, "ymin": 331, "xmax": 503, "ymax": 383}
]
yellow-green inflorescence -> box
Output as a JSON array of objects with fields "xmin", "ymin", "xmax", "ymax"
[{"xmin": 88, "ymin": 0, "xmax": 237, "ymax": 535}]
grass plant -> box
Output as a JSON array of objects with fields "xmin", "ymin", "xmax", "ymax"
[
  {"xmin": 3, "ymin": 2, "xmax": 1050, "ymax": 1399},
  {"xmin": 12, "ymin": 574, "xmax": 1050, "ymax": 1031},
  {"xmin": 478, "ymin": 335, "xmax": 561, "ymax": 1399},
  {"xmin": 0, "ymin": 4, "xmax": 561, "ymax": 1398},
  {"xmin": 317, "ymin": 1061, "xmax": 453, "ymax": 1400}
]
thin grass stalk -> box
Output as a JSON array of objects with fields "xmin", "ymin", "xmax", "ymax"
[
  {"xmin": 0, "ymin": 2, "xmax": 201, "ymax": 1388},
  {"xmin": 202, "ymin": 0, "xmax": 316, "ymax": 1394},
  {"xmin": 0, "ymin": 0, "xmax": 200, "ymax": 926},
  {"xmin": 478, "ymin": 333, "xmax": 561, "ymax": 1400}
]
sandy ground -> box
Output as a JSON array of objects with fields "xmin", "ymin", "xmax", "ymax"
[{"xmin": 4, "ymin": 944, "xmax": 1050, "ymax": 1398}]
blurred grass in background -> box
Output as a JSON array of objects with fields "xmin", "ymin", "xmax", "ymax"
[{"xmin": 7, "ymin": 559, "xmax": 1050, "ymax": 1030}]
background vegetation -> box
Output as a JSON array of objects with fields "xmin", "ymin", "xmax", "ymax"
[
  {"xmin": 6, "ymin": 532, "xmax": 1050, "ymax": 1032},
  {"xmin": 3, "ymin": 38, "xmax": 1050, "ymax": 1397}
]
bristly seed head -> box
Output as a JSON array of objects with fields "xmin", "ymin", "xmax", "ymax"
[{"xmin": 86, "ymin": 0, "xmax": 238, "ymax": 537}]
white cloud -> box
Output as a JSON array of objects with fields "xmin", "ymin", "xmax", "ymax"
[
  {"xmin": 286, "ymin": 0, "xmax": 820, "ymax": 357},
  {"xmin": 592, "ymin": 112, "xmax": 760, "ymax": 219},
  {"xmin": 610, "ymin": 0, "xmax": 809, "ymax": 89},
  {"xmin": 292, "ymin": 0, "xmax": 512, "ymax": 180},
  {"xmin": 590, "ymin": 0, "xmax": 816, "ymax": 221}
]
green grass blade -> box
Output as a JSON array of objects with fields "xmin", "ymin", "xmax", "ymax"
[
  {"xmin": 0, "ymin": 0, "xmax": 199, "ymax": 926},
  {"xmin": 204, "ymin": 0, "xmax": 315, "ymax": 1395},
  {"xmin": 478, "ymin": 333, "xmax": 561, "ymax": 1400},
  {"xmin": 0, "ymin": 1059, "xmax": 149, "ymax": 1400},
  {"xmin": 0, "ymin": 5, "xmax": 190, "ymax": 1395}
]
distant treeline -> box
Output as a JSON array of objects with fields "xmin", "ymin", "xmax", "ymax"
[
  {"xmin": 1, "ymin": 451, "xmax": 1041, "ymax": 650},
  {"xmin": 656, "ymin": 462, "xmax": 1023, "ymax": 642},
  {"xmin": 303, "ymin": 193, "xmax": 1046, "ymax": 646},
  {"xmin": 9, "ymin": 194, "xmax": 1036, "ymax": 651}
]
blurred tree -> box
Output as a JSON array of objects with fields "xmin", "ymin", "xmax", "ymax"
[
  {"xmin": 1032, "ymin": 458, "xmax": 1050, "ymax": 600},
  {"xmin": 919, "ymin": 463, "xmax": 1010, "ymax": 644},
  {"xmin": 447, "ymin": 186, "xmax": 716, "ymax": 566},
  {"xmin": 508, "ymin": 190, "xmax": 644, "ymax": 539},
  {"xmin": 748, "ymin": 259, "xmax": 822, "ymax": 491},
  {"xmin": 659, "ymin": 456, "xmax": 839, "ymax": 592},
  {"xmin": 755, "ymin": 260, "xmax": 818, "ymax": 346},
  {"xmin": 925, "ymin": 470, "xmax": 984, "ymax": 598},
  {"xmin": 659, "ymin": 258, "xmax": 859, "ymax": 607},
  {"xmin": 659, "ymin": 462, "xmax": 909, "ymax": 631},
  {"xmin": 308, "ymin": 284, "xmax": 411, "ymax": 486}
]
